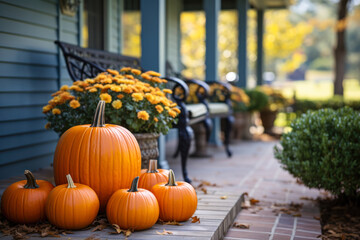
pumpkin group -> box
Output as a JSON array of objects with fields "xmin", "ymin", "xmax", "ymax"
[
  {"xmin": 53, "ymin": 100, "xmax": 141, "ymax": 211},
  {"xmin": 151, "ymin": 170, "xmax": 197, "ymax": 222},
  {"xmin": 107, "ymin": 177, "xmax": 159, "ymax": 230},
  {"xmin": 45, "ymin": 174, "xmax": 99, "ymax": 230},
  {"xmin": 139, "ymin": 159, "xmax": 169, "ymax": 190},
  {"xmin": 1, "ymin": 170, "xmax": 54, "ymax": 224}
]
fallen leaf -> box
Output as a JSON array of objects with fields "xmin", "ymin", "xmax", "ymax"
[
  {"xmin": 85, "ymin": 235, "xmax": 100, "ymax": 240},
  {"xmin": 156, "ymin": 229, "xmax": 173, "ymax": 235},
  {"xmin": 191, "ymin": 216, "xmax": 200, "ymax": 223},
  {"xmin": 200, "ymin": 187, "xmax": 207, "ymax": 194},
  {"xmin": 111, "ymin": 224, "xmax": 122, "ymax": 234},
  {"xmin": 162, "ymin": 221, "xmax": 183, "ymax": 226},
  {"xmin": 233, "ymin": 222, "xmax": 250, "ymax": 229},
  {"xmin": 91, "ymin": 224, "xmax": 107, "ymax": 232},
  {"xmin": 220, "ymin": 195, "xmax": 228, "ymax": 200},
  {"xmin": 292, "ymin": 213, "xmax": 302, "ymax": 217},
  {"xmin": 250, "ymin": 198, "xmax": 260, "ymax": 205},
  {"xmin": 313, "ymin": 216, "xmax": 321, "ymax": 221},
  {"xmin": 125, "ymin": 229, "xmax": 132, "ymax": 237}
]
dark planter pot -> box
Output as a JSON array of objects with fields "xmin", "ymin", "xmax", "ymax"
[
  {"xmin": 260, "ymin": 110, "xmax": 278, "ymax": 134},
  {"xmin": 133, "ymin": 133, "xmax": 160, "ymax": 168}
]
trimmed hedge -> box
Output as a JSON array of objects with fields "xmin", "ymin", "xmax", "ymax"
[{"xmin": 274, "ymin": 107, "xmax": 360, "ymax": 200}]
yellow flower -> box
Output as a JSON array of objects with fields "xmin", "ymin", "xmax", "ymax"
[
  {"xmin": 168, "ymin": 109, "xmax": 177, "ymax": 118},
  {"xmin": 51, "ymin": 90, "xmax": 63, "ymax": 97},
  {"xmin": 101, "ymin": 78, "xmax": 112, "ymax": 84},
  {"xmin": 89, "ymin": 88, "xmax": 98, "ymax": 93},
  {"xmin": 145, "ymin": 93, "xmax": 155, "ymax": 102},
  {"xmin": 154, "ymin": 117, "xmax": 158, "ymax": 122},
  {"xmin": 141, "ymin": 73, "xmax": 152, "ymax": 80},
  {"xmin": 120, "ymin": 67, "xmax": 131, "ymax": 72},
  {"xmin": 52, "ymin": 108, "xmax": 61, "ymax": 115},
  {"xmin": 150, "ymin": 96, "xmax": 161, "ymax": 105},
  {"xmin": 45, "ymin": 122, "xmax": 51, "ymax": 129},
  {"xmin": 137, "ymin": 111, "xmax": 149, "ymax": 121},
  {"xmin": 172, "ymin": 107, "xmax": 181, "ymax": 114},
  {"xmin": 163, "ymin": 89, "xmax": 173, "ymax": 94},
  {"xmin": 110, "ymin": 86, "xmax": 121, "ymax": 92},
  {"xmin": 42, "ymin": 105, "xmax": 53, "ymax": 113},
  {"xmin": 123, "ymin": 86, "xmax": 133, "ymax": 94},
  {"xmin": 60, "ymin": 85, "xmax": 69, "ymax": 91},
  {"xmin": 107, "ymin": 69, "xmax": 119, "ymax": 75},
  {"xmin": 125, "ymin": 74, "xmax": 134, "ymax": 80},
  {"xmin": 155, "ymin": 105, "xmax": 164, "ymax": 113},
  {"xmin": 69, "ymin": 85, "xmax": 84, "ymax": 92},
  {"xmin": 112, "ymin": 100, "xmax": 123, "ymax": 109},
  {"xmin": 160, "ymin": 98, "xmax": 170, "ymax": 106},
  {"xmin": 146, "ymin": 71, "xmax": 161, "ymax": 77},
  {"xmin": 131, "ymin": 69, "xmax": 141, "ymax": 75},
  {"xmin": 132, "ymin": 93, "xmax": 143, "ymax": 102},
  {"xmin": 100, "ymin": 93, "xmax": 112, "ymax": 103},
  {"xmin": 151, "ymin": 77, "xmax": 162, "ymax": 83},
  {"xmin": 84, "ymin": 79, "xmax": 95, "ymax": 84},
  {"xmin": 117, "ymin": 94, "xmax": 124, "ymax": 99},
  {"xmin": 69, "ymin": 100, "xmax": 81, "ymax": 109},
  {"xmin": 170, "ymin": 103, "xmax": 177, "ymax": 107},
  {"xmin": 94, "ymin": 84, "xmax": 104, "ymax": 89}
]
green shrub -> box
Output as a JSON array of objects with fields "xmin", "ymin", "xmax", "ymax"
[
  {"xmin": 244, "ymin": 89, "xmax": 269, "ymax": 112},
  {"xmin": 274, "ymin": 107, "xmax": 360, "ymax": 201}
]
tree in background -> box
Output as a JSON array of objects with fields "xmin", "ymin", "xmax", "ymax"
[{"xmin": 334, "ymin": 0, "xmax": 351, "ymax": 96}]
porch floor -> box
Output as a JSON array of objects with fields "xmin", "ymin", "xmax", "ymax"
[{"xmin": 0, "ymin": 140, "xmax": 323, "ymax": 239}]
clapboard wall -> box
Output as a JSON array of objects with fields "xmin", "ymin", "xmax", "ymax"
[{"xmin": 0, "ymin": 0, "xmax": 80, "ymax": 178}]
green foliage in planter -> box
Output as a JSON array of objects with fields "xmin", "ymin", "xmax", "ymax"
[
  {"xmin": 243, "ymin": 89, "xmax": 269, "ymax": 112},
  {"xmin": 274, "ymin": 107, "xmax": 360, "ymax": 200}
]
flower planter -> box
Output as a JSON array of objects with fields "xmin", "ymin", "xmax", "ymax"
[
  {"xmin": 133, "ymin": 133, "xmax": 160, "ymax": 168},
  {"xmin": 260, "ymin": 110, "xmax": 278, "ymax": 134}
]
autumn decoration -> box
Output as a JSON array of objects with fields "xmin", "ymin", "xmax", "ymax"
[
  {"xmin": 43, "ymin": 68, "xmax": 180, "ymax": 135},
  {"xmin": 45, "ymin": 174, "xmax": 99, "ymax": 230},
  {"xmin": 138, "ymin": 159, "xmax": 169, "ymax": 190},
  {"xmin": 53, "ymin": 100, "xmax": 141, "ymax": 211},
  {"xmin": 151, "ymin": 170, "xmax": 197, "ymax": 222},
  {"xmin": 106, "ymin": 177, "xmax": 159, "ymax": 230},
  {"xmin": 0, "ymin": 170, "xmax": 54, "ymax": 224}
]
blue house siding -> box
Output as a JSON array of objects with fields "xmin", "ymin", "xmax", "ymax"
[{"xmin": 0, "ymin": 0, "xmax": 80, "ymax": 179}]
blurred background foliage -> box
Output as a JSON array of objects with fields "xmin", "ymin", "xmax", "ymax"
[{"xmin": 122, "ymin": 0, "xmax": 360, "ymax": 100}]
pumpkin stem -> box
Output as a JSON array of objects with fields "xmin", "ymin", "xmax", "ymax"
[
  {"xmin": 66, "ymin": 174, "xmax": 77, "ymax": 188},
  {"xmin": 91, "ymin": 100, "xmax": 106, "ymax": 127},
  {"xmin": 24, "ymin": 170, "xmax": 39, "ymax": 189},
  {"xmin": 165, "ymin": 169, "xmax": 177, "ymax": 186},
  {"xmin": 147, "ymin": 159, "xmax": 159, "ymax": 173},
  {"xmin": 128, "ymin": 177, "xmax": 139, "ymax": 192}
]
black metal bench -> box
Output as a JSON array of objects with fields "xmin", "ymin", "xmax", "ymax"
[{"xmin": 55, "ymin": 41, "xmax": 209, "ymax": 183}]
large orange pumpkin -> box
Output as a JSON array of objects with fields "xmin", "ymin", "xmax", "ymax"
[
  {"xmin": 151, "ymin": 170, "xmax": 197, "ymax": 222},
  {"xmin": 139, "ymin": 159, "xmax": 169, "ymax": 190},
  {"xmin": 45, "ymin": 174, "xmax": 100, "ymax": 230},
  {"xmin": 1, "ymin": 170, "xmax": 54, "ymax": 224},
  {"xmin": 53, "ymin": 100, "xmax": 141, "ymax": 211},
  {"xmin": 106, "ymin": 176, "xmax": 159, "ymax": 230}
]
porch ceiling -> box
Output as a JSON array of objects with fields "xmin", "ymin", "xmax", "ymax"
[
  {"xmin": 250, "ymin": 0, "xmax": 291, "ymax": 9},
  {"xmin": 182, "ymin": 0, "xmax": 290, "ymax": 11}
]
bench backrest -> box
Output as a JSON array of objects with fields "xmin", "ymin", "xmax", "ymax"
[{"xmin": 55, "ymin": 41, "xmax": 141, "ymax": 82}]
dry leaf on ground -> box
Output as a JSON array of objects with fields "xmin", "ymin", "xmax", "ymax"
[
  {"xmin": 109, "ymin": 224, "xmax": 133, "ymax": 237},
  {"xmin": 156, "ymin": 229, "xmax": 173, "ymax": 235},
  {"xmin": 233, "ymin": 222, "xmax": 250, "ymax": 229},
  {"xmin": 200, "ymin": 187, "xmax": 207, "ymax": 194},
  {"xmin": 220, "ymin": 195, "xmax": 228, "ymax": 200},
  {"xmin": 160, "ymin": 220, "xmax": 183, "ymax": 226},
  {"xmin": 191, "ymin": 216, "xmax": 200, "ymax": 223},
  {"xmin": 250, "ymin": 198, "xmax": 260, "ymax": 205}
]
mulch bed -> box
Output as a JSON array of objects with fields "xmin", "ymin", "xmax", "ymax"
[{"xmin": 318, "ymin": 198, "xmax": 360, "ymax": 240}]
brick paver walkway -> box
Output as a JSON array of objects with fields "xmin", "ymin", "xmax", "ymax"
[{"xmin": 168, "ymin": 140, "xmax": 323, "ymax": 240}]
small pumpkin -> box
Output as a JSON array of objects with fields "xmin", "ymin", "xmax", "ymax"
[
  {"xmin": 106, "ymin": 176, "xmax": 159, "ymax": 230},
  {"xmin": 53, "ymin": 100, "xmax": 141, "ymax": 211},
  {"xmin": 151, "ymin": 170, "xmax": 197, "ymax": 222},
  {"xmin": 0, "ymin": 170, "xmax": 54, "ymax": 224},
  {"xmin": 139, "ymin": 159, "xmax": 169, "ymax": 190},
  {"xmin": 45, "ymin": 174, "xmax": 99, "ymax": 230}
]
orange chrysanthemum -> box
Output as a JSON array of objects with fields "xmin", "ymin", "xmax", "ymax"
[
  {"xmin": 52, "ymin": 108, "xmax": 61, "ymax": 115},
  {"xmin": 69, "ymin": 100, "xmax": 81, "ymax": 109},
  {"xmin": 132, "ymin": 93, "xmax": 143, "ymax": 102},
  {"xmin": 137, "ymin": 111, "xmax": 149, "ymax": 121},
  {"xmin": 112, "ymin": 100, "xmax": 122, "ymax": 109},
  {"xmin": 155, "ymin": 105, "xmax": 164, "ymax": 113},
  {"xmin": 100, "ymin": 93, "xmax": 112, "ymax": 103}
]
